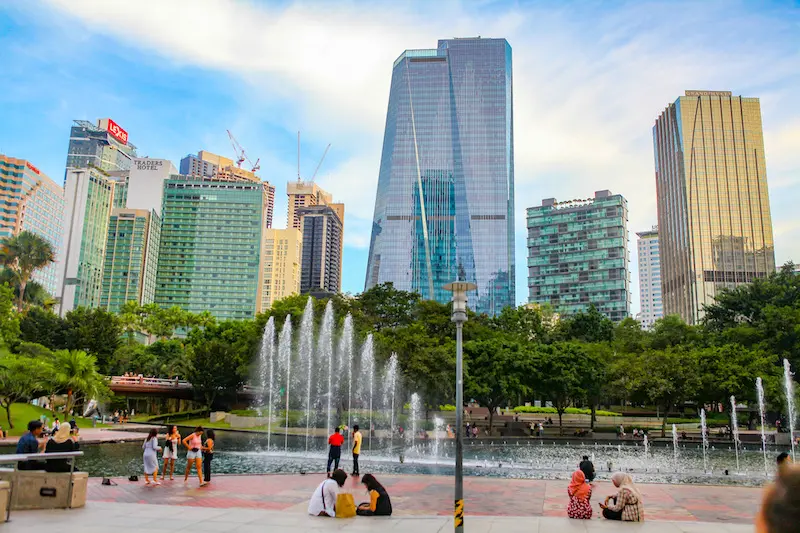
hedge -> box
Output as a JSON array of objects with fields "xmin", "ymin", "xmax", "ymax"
[{"xmin": 512, "ymin": 406, "xmax": 622, "ymax": 416}]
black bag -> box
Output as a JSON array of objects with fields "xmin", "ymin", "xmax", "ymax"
[
  {"xmin": 128, "ymin": 475, "xmax": 139, "ymax": 482},
  {"xmin": 101, "ymin": 478, "xmax": 117, "ymax": 486},
  {"xmin": 191, "ymin": 448, "xmax": 199, "ymax": 453}
]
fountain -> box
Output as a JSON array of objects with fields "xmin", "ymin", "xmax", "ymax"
[
  {"xmin": 339, "ymin": 314, "xmax": 354, "ymax": 435},
  {"xmin": 318, "ymin": 301, "xmax": 335, "ymax": 434},
  {"xmin": 700, "ymin": 408, "xmax": 709, "ymax": 473},
  {"xmin": 359, "ymin": 334, "xmax": 375, "ymax": 451},
  {"xmin": 757, "ymin": 376, "xmax": 769, "ymax": 477},
  {"xmin": 299, "ymin": 298, "xmax": 314, "ymax": 453},
  {"xmin": 731, "ymin": 395, "xmax": 740, "ymax": 474},
  {"xmin": 383, "ymin": 353, "xmax": 399, "ymax": 441},
  {"xmin": 433, "ymin": 417, "xmax": 445, "ymax": 461},
  {"xmin": 257, "ymin": 317, "xmax": 275, "ymax": 451},
  {"xmin": 278, "ymin": 316, "xmax": 293, "ymax": 453},
  {"xmin": 410, "ymin": 393, "xmax": 422, "ymax": 447},
  {"xmin": 642, "ymin": 434, "xmax": 649, "ymax": 468},
  {"xmin": 783, "ymin": 359, "xmax": 796, "ymax": 462},
  {"xmin": 672, "ymin": 424, "xmax": 679, "ymax": 471}
]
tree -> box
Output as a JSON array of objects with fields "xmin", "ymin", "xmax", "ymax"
[
  {"xmin": 189, "ymin": 340, "xmax": 248, "ymax": 408},
  {"xmin": 148, "ymin": 340, "xmax": 191, "ymax": 379},
  {"xmin": 536, "ymin": 343, "xmax": 591, "ymax": 434},
  {"xmin": 613, "ymin": 317, "xmax": 649, "ymax": 354},
  {"xmin": 50, "ymin": 349, "xmax": 110, "ymax": 414},
  {"xmin": 556, "ymin": 305, "xmax": 614, "ymax": 343},
  {"xmin": 108, "ymin": 344, "xmax": 158, "ymax": 376},
  {"xmin": 19, "ymin": 307, "xmax": 65, "ymax": 350},
  {"xmin": 63, "ymin": 307, "xmax": 122, "ymax": 372},
  {"xmin": 0, "ymin": 351, "xmax": 52, "ymax": 427},
  {"xmin": 650, "ymin": 315, "xmax": 700, "ymax": 350},
  {"xmin": 464, "ymin": 337, "xmax": 533, "ymax": 434},
  {"xmin": 0, "ymin": 284, "xmax": 20, "ymax": 347},
  {"xmin": 356, "ymin": 283, "xmax": 420, "ymax": 332},
  {"xmin": 491, "ymin": 305, "xmax": 549, "ymax": 343},
  {"xmin": 0, "ymin": 231, "xmax": 55, "ymax": 310},
  {"xmin": 0, "ymin": 270, "xmax": 54, "ymax": 309}
]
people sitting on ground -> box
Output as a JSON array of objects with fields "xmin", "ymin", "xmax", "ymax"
[
  {"xmin": 633, "ymin": 428, "xmax": 639, "ymax": 438},
  {"xmin": 45, "ymin": 423, "xmax": 80, "ymax": 472},
  {"xmin": 16, "ymin": 420, "xmax": 45, "ymax": 470},
  {"xmin": 309, "ymin": 469, "xmax": 348, "ymax": 517},
  {"xmin": 757, "ymin": 463, "xmax": 800, "ymax": 533},
  {"xmin": 681, "ymin": 431, "xmax": 687, "ymax": 440},
  {"xmin": 600, "ymin": 472, "xmax": 644, "ymax": 521},
  {"xmin": 567, "ymin": 469, "xmax": 592, "ymax": 519},
  {"xmin": 356, "ymin": 474, "xmax": 393, "ymax": 516},
  {"xmin": 579, "ymin": 455, "xmax": 595, "ymax": 482},
  {"xmin": 472, "ymin": 426, "xmax": 479, "ymax": 439}
]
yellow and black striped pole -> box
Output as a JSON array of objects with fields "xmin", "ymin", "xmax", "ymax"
[{"xmin": 454, "ymin": 498, "xmax": 464, "ymax": 529}]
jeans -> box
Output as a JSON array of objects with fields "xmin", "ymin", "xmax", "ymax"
[
  {"xmin": 203, "ymin": 453, "xmax": 213, "ymax": 482},
  {"xmin": 327, "ymin": 452, "xmax": 341, "ymax": 472},
  {"xmin": 352, "ymin": 453, "xmax": 360, "ymax": 474}
]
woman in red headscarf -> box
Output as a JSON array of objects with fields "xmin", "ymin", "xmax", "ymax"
[{"xmin": 567, "ymin": 469, "xmax": 593, "ymax": 519}]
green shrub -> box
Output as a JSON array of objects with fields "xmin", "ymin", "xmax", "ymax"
[
  {"xmin": 512, "ymin": 406, "xmax": 622, "ymax": 416},
  {"xmin": 439, "ymin": 405, "xmax": 456, "ymax": 411},
  {"xmin": 146, "ymin": 408, "xmax": 209, "ymax": 423}
]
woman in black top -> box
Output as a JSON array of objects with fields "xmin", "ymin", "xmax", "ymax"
[
  {"xmin": 356, "ymin": 474, "xmax": 392, "ymax": 516},
  {"xmin": 45, "ymin": 423, "xmax": 79, "ymax": 472}
]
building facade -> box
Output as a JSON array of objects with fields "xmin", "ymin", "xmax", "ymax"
[
  {"xmin": 259, "ymin": 228, "xmax": 302, "ymax": 312},
  {"xmin": 298, "ymin": 205, "xmax": 342, "ymax": 295},
  {"xmin": 527, "ymin": 190, "xmax": 630, "ymax": 322},
  {"xmin": 635, "ymin": 227, "xmax": 662, "ymax": 328},
  {"xmin": 653, "ymin": 91, "xmax": 776, "ymax": 323},
  {"xmin": 57, "ymin": 167, "xmax": 116, "ymax": 315},
  {"xmin": 287, "ymin": 181, "xmax": 333, "ymax": 229},
  {"xmin": 101, "ymin": 209, "xmax": 160, "ymax": 312},
  {"xmin": 127, "ymin": 158, "xmax": 178, "ymax": 215},
  {"xmin": 365, "ymin": 37, "xmax": 515, "ymax": 315},
  {"xmin": 0, "ymin": 155, "xmax": 64, "ymax": 295},
  {"xmin": 155, "ymin": 176, "xmax": 266, "ymax": 320},
  {"xmin": 66, "ymin": 118, "xmax": 137, "ymax": 175}
]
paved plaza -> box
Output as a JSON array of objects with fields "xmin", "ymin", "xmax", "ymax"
[{"xmin": 80, "ymin": 473, "xmax": 759, "ymax": 524}]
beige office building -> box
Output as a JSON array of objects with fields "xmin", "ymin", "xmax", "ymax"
[
  {"xmin": 653, "ymin": 90, "xmax": 775, "ymax": 324},
  {"xmin": 259, "ymin": 228, "xmax": 303, "ymax": 312},
  {"xmin": 287, "ymin": 181, "xmax": 332, "ymax": 229}
]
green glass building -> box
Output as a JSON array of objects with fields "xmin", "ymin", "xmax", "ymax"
[
  {"xmin": 527, "ymin": 190, "xmax": 630, "ymax": 322},
  {"xmin": 155, "ymin": 176, "xmax": 265, "ymax": 320},
  {"xmin": 101, "ymin": 208, "xmax": 161, "ymax": 312}
]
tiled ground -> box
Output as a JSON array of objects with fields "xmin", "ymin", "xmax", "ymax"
[{"xmin": 87, "ymin": 473, "xmax": 762, "ymax": 524}]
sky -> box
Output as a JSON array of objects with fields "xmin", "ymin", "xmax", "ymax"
[{"xmin": 1, "ymin": 0, "xmax": 798, "ymax": 315}]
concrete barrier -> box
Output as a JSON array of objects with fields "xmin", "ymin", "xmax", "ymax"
[
  {"xmin": 210, "ymin": 411, "xmax": 227, "ymax": 423},
  {"xmin": 0, "ymin": 480, "xmax": 9, "ymax": 522},
  {"xmin": 0, "ymin": 470, "xmax": 88, "ymax": 510},
  {"xmin": 226, "ymin": 414, "xmax": 271, "ymax": 429}
]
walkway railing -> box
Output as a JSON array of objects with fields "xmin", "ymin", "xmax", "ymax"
[{"xmin": 109, "ymin": 376, "xmax": 192, "ymax": 389}]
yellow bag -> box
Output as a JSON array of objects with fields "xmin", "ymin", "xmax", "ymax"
[{"xmin": 335, "ymin": 493, "xmax": 357, "ymax": 518}]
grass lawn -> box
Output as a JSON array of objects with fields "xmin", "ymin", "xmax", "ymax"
[{"xmin": 0, "ymin": 403, "xmax": 108, "ymax": 437}]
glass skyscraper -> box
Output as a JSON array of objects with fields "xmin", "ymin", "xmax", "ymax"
[
  {"xmin": 66, "ymin": 119, "xmax": 137, "ymax": 175},
  {"xmin": 365, "ymin": 37, "xmax": 515, "ymax": 315},
  {"xmin": 653, "ymin": 91, "xmax": 775, "ymax": 323}
]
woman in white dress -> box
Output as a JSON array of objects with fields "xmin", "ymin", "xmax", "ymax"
[
  {"xmin": 161, "ymin": 425, "xmax": 180, "ymax": 481},
  {"xmin": 142, "ymin": 428, "xmax": 161, "ymax": 485}
]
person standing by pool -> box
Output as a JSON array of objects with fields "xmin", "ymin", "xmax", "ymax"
[
  {"xmin": 142, "ymin": 428, "xmax": 161, "ymax": 485},
  {"xmin": 161, "ymin": 425, "xmax": 180, "ymax": 481},
  {"xmin": 352, "ymin": 425, "xmax": 362, "ymax": 476},
  {"xmin": 202, "ymin": 429, "xmax": 215, "ymax": 483},
  {"xmin": 182, "ymin": 426, "xmax": 206, "ymax": 486},
  {"xmin": 327, "ymin": 427, "xmax": 344, "ymax": 476}
]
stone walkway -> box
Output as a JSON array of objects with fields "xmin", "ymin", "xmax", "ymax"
[
  {"xmin": 86, "ymin": 473, "xmax": 760, "ymax": 524},
  {"xmin": 5, "ymin": 501, "xmax": 753, "ymax": 532}
]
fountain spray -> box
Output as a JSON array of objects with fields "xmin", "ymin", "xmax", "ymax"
[
  {"xmin": 730, "ymin": 395, "xmax": 740, "ymax": 474},
  {"xmin": 259, "ymin": 317, "xmax": 275, "ymax": 451},
  {"xmin": 299, "ymin": 298, "xmax": 314, "ymax": 454},
  {"xmin": 671, "ymin": 424, "xmax": 679, "ymax": 472},
  {"xmin": 318, "ymin": 302, "xmax": 334, "ymax": 435},
  {"xmin": 757, "ymin": 377, "xmax": 769, "ymax": 477},
  {"xmin": 279, "ymin": 316, "xmax": 293, "ymax": 454},
  {"xmin": 700, "ymin": 408, "xmax": 709, "ymax": 474},
  {"xmin": 783, "ymin": 359, "xmax": 796, "ymax": 462}
]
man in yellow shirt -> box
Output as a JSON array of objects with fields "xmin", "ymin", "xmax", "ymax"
[{"xmin": 352, "ymin": 424, "xmax": 362, "ymax": 476}]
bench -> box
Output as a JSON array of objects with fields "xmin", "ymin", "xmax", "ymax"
[{"xmin": 0, "ymin": 451, "xmax": 84, "ymax": 521}]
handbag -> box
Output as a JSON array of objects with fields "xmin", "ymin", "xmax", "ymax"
[{"xmin": 335, "ymin": 493, "xmax": 357, "ymax": 519}]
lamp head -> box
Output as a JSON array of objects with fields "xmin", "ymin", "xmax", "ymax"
[{"xmin": 443, "ymin": 281, "xmax": 477, "ymax": 316}]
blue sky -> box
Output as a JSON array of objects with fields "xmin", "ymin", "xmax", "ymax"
[{"xmin": 1, "ymin": 0, "xmax": 798, "ymax": 314}]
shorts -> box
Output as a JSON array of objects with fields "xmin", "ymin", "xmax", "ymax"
[
  {"xmin": 163, "ymin": 447, "xmax": 177, "ymax": 459},
  {"xmin": 186, "ymin": 450, "xmax": 202, "ymax": 460}
]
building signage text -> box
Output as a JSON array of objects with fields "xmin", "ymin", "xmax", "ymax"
[{"xmin": 106, "ymin": 118, "xmax": 129, "ymax": 144}]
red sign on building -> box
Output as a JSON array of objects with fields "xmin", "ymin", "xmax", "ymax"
[
  {"xmin": 106, "ymin": 118, "xmax": 129, "ymax": 144},
  {"xmin": 26, "ymin": 161, "xmax": 40, "ymax": 175}
]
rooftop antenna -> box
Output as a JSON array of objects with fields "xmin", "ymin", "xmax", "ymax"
[{"xmin": 297, "ymin": 131, "xmax": 301, "ymax": 182}]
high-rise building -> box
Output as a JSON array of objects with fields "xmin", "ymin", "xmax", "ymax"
[
  {"xmin": 101, "ymin": 209, "xmax": 161, "ymax": 312},
  {"xmin": 66, "ymin": 118, "xmax": 137, "ymax": 175},
  {"xmin": 364, "ymin": 37, "xmax": 515, "ymax": 315},
  {"xmin": 287, "ymin": 181, "xmax": 333, "ymax": 229},
  {"xmin": 653, "ymin": 91, "xmax": 776, "ymax": 323},
  {"xmin": 298, "ymin": 205, "xmax": 342, "ymax": 295},
  {"xmin": 127, "ymin": 158, "xmax": 178, "ymax": 215},
  {"xmin": 527, "ymin": 190, "xmax": 630, "ymax": 322},
  {"xmin": 259, "ymin": 228, "xmax": 302, "ymax": 312},
  {"xmin": 155, "ymin": 175, "xmax": 266, "ymax": 320},
  {"xmin": 0, "ymin": 155, "xmax": 64, "ymax": 295},
  {"xmin": 57, "ymin": 167, "xmax": 116, "ymax": 315},
  {"xmin": 636, "ymin": 227, "xmax": 662, "ymax": 328}
]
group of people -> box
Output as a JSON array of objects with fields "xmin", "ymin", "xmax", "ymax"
[
  {"xmin": 566, "ymin": 455, "xmax": 644, "ymax": 521},
  {"xmin": 326, "ymin": 425, "xmax": 362, "ymax": 476},
  {"xmin": 142, "ymin": 425, "xmax": 215, "ymax": 487},
  {"xmin": 309, "ymin": 470, "xmax": 392, "ymax": 517},
  {"xmin": 15, "ymin": 420, "xmax": 80, "ymax": 472},
  {"xmin": 464, "ymin": 423, "xmax": 480, "ymax": 438}
]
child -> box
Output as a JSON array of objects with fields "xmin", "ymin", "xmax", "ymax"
[{"xmin": 202, "ymin": 429, "xmax": 215, "ymax": 483}]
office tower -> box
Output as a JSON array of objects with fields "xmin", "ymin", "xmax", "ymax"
[
  {"xmin": 653, "ymin": 91, "xmax": 776, "ymax": 323},
  {"xmin": 181, "ymin": 151, "xmax": 275, "ymax": 228},
  {"xmin": 101, "ymin": 209, "xmax": 160, "ymax": 312},
  {"xmin": 259, "ymin": 228, "xmax": 303, "ymax": 312},
  {"xmin": 287, "ymin": 181, "xmax": 332, "ymax": 229},
  {"xmin": 636, "ymin": 227, "xmax": 663, "ymax": 328},
  {"xmin": 527, "ymin": 190, "xmax": 630, "ymax": 322},
  {"xmin": 66, "ymin": 118, "xmax": 137, "ymax": 174},
  {"xmin": 155, "ymin": 175, "xmax": 266, "ymax": 320},
  {"xmin": 365, "ymin": 37, "xmax": 515, "ymax": 315},
  {"xmin": 57, "ymin": 167, "xmax": 116, "ymax": 315},
  {"xmin": 298, "ymin": 205, "xmax": 342, "ymax": 295},
  {"xmin": 127, "ymin": 158, "xmax": 178, "ymax": 215},
  {"xmin": 0, "ymin": 155, "xmax": 64, "ymax": 295}
]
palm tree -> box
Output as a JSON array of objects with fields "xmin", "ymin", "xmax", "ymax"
[
  {"xmin": 50, "ymin": 349, "xmax": 109, "ymax": 414},
  {"xmin": 0, "ymin": 231, "xmax": 56, "ymax": 310},
  {"xmin": 0, "ymin": 270, "xmax": 55, "ymax": 309}
]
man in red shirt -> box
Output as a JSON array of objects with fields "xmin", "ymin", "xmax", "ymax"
[{"xmin": 327, "ymin": 427, "xmax": 345, "ymax": 476}]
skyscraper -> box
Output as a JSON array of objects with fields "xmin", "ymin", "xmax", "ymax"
[
  {"xmin": 636, "ymin": 227, "xmax": 662, "ymax": 328},
  {"xmin": 287, "ymin": 181, "xmax": 332, "ymax": 229},
  {"xmin": 66, "ymin": 118, "xmax": 137, "ymax": 175},
  {"xmin": 57, "ymin": 167, "xmax": 116, "ymax": 315},
  {"xmin": 0, "ymin": 154, "xmax": 64, "ymax": 295},
  {"xmin": 259, "ymin": 228, "xmax": 303, "ymax": 311},
  {"xmin": 298, "ymin": 205, "xmax": 342, "ymax": 295},
  {"xmin": 155, "ymin": 175, "xmax": 266, "ymax": 320},
  {"xmin": 527, "ymin": 191, "xmax": 630, "ymax": 322},
  {"xmin": 365, "ymin": 37, "xmax": 515, "ymax": 315},
  {"xmin": 653, "ymin": 91, "xmax": 775, "ymax": 323}
]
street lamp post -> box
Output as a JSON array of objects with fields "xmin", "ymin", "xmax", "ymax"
[{"xmin": 443, "ymin": 281, "xmax": 476, "ymax": 533}]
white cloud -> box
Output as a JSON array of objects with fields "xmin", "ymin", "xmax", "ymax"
[{"xmin": 34, "ymin": 0, "xmax": 800, "ymax": 308}]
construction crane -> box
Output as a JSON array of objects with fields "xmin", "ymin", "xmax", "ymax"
[
  {"xmin": 226, "ymin": 130, "xmax": 260, "ymax": 173},
  {"xmin": 296, "ymin": 131, "xmax": 332, "ymax": 182},
  {"xmin": 310, "ymin": 143, "xmax": 331, "ymax": 182}
]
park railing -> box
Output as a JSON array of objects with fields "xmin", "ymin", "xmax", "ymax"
[
  {"xmin": 0, "ymin": 450, "xmax": 83, "ymax": 521},
  {"xmin": 109, "ymin": 376, "xmax": 192, "ymax": 389}
]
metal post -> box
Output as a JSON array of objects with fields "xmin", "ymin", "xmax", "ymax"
[{"xmin": 454, "ymin": 319, "xmax": 464, "ymax": 532}]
